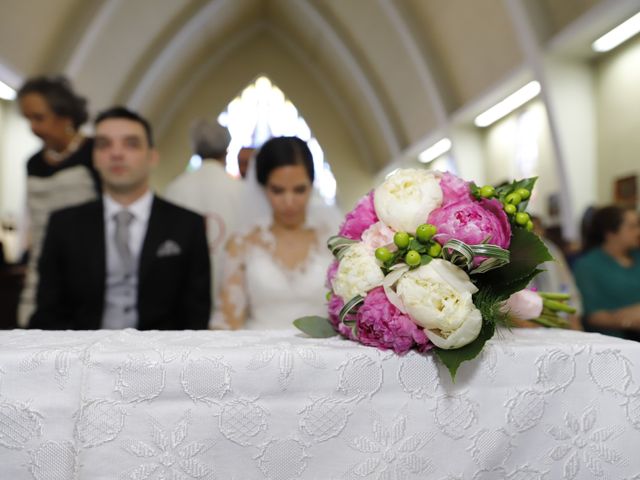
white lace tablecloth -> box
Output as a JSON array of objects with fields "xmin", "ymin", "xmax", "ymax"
[{"xmin": 1, "ymin": 328, "xmax": 639, "ymax": 480}]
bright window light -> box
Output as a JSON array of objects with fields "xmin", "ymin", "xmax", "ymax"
[
  {"xmin": 218, "ymin": 75, "xmax": 337, "ymax": 205},
  {"xmin": 418, "ymin": 138, "xmax": 452, "ymax": 163},
  {"xmin": 592, "ymin": 11, "xmax": 640, "ymax": 52},
  {"xmin": 474, "ymin": 81, "xmax": 541, "ymax": 128},
  {"xmin": 0, "ymin": 80, "xmax": 16, "ymax": 101}
]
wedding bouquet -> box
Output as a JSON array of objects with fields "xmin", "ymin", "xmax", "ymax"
[{"xmin": 294, "ymin": 169, "xmax": 575, "ymax": 379}]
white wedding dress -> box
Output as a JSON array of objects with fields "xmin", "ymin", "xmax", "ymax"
[
  {"xmin": 213, "ymin": 155, "xmax": 342, "ymax": 330},
  {"xmin": 214, "ymin": 220, "xmax": 336, "ymax": 330}
]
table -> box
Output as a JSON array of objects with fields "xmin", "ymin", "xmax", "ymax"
[{"xmin": 0, "ymin": 328, "xmax": 639, "ymax": 479}]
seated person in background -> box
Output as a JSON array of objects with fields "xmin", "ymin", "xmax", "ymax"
[
  {"xmin": 30, "ymin": 107, "xmax": 210, "ymax": 330},
  {"xmin": 165, "ymin": 119, "xmax": 242, "ymax": 312},
  {"xmin": 573, "ymin": 205, "xmax": 640, "ymax": 341},
  {"xmin": 214, "ymin": 136, "xmax": 335, "ymax": 329},
  {"xmin": 526, "ymin": 215, "xmax": 583, "ymax": 330}
]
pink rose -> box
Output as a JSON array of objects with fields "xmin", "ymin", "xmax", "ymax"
[
  {"xmin": 355, "ymin": 287, "xmax": 431, "ymax": 354},
  {"xmin": 440, "ymin": 172, "xmax": 472, "ymax": 205},
  {"xmin": 504, "ymin": 289, "xmax": 543, "ymax": 320},
  {"xmin": 428, "ymin": 198, "xmax": 511, "ymax": 251},
  {"xmin": 339, "ymin": 191, "xmax": 378, "ymax": 240},
  {"xmin": 361, "ymin": 221, "xmax": 396, "ymax": 250}
]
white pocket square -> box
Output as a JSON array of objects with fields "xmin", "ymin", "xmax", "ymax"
[{"xmin": 156, "ymin": 240, "xmax": 181, "ymax": 257}]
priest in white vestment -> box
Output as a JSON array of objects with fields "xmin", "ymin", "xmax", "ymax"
[{"xmin": 165, "ymin": 119, "xmax": 243, "ymax": 317}]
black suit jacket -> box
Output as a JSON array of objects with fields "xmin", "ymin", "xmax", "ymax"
[{"xmin": 30, "ymin": 196, "xmax": 211, "ymax": 330}]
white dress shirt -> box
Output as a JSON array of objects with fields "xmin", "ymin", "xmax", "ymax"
[{"xmin": 102, "ymin": 191, "xmax": 153, "ymax": 328}]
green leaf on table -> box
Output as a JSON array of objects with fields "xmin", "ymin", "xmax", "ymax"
[
  {"xmin": 434, "ymin": 320, "xmax": 495, "ymax": 381},
  {"xmin": 293, "ymin": 316, "xmax": 338, "ymax": 338}
]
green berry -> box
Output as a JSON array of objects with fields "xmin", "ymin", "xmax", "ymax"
[
  {"xmin": 428, "ymin": 242, "xmax": 442, "ymax": 257},
  {"xmin": 405, "ymin": 250, "xmax": 421, "ymax": 266},
  {"xmin": 375, "ymin": 247, "xmax": 393, "ymax": 262},
  {"xmin": 515, "ymin": 212, "xmax": 530, "ymax": 226},
  {"xmin": 479, "ymin": 185, "xmax": 495, "ymax": 198},
  {"xmin": 505, "ymin": 192, "xmax": 522, "ymax": 205},
  {"xmin": 504, "ymin": 204, "xmax": 517, "ymax": 215},
  {"xmin": 394, "ymin": 232, "xmax": 410, "ymax": 249},
  {"xmin": 416, "ymin": 223, "xmax": 437, "ymax": 243},
  {"xmin": 526, "ymin": 220, "xmax": 534, "ymax": 231},
  {"xmin": 516, "ymin": 188, "xmax": 530, "ymax": 200}
]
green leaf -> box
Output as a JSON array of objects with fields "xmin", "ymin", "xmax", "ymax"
[
  {"xmin": 495, "ymin": 177, "xmax": 538, "ymax": 207},
  {"xmin": 293, "ymin": 316, "xmax": 338, "ymax": 338},
  {"xmin": 476, "ymin": 229, "xmax": 551, "ymax": 292},
  {"xmin": 470, "ymin": 181, "xmax": 481, "ymax": 199},
  {"xmin": 434, "ymin": 320, "xmax": 495, "ymax": 381},
  {"xmin": 473, "ymin": 288, "xmax": 510, "ymax": 326},
  {"xmin": 496, "ymin": 268, "xmax": 544, "ymax": 299},
  {"xmin": 408, "ymin": 238, "xmax": 427, "ymax": 253},
  {"xmin": 420, "ymin": 254, "xmax": 433, "ymax": 266}
]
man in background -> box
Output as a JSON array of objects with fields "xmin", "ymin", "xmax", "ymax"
[
  {"xmin": 237, "ymin": 146, "xmax": 255, "ymax": 179},
  {"xmin": 165, "ymin": 119, "xmax": 243, "ymax": 314},
  {"xmin": 31, "ymin": 107, "xmax": 210, "ymax": 330}
]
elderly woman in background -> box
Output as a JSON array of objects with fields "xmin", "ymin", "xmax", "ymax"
[
  {"xmin": 17, "ymin": 76, "xmax": 100, "ymax": 327},
  {"xmin": 573, "ymin": 205, "xmax": 640, "ymax": 341}
]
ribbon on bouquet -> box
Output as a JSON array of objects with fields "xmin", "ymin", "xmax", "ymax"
[{"xmin": 441, "ymin": 238, "xmax": 510, "ymax": 274}]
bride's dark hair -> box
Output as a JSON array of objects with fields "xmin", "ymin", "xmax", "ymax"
[{"xmin": 256, "ymin": 136, "xmax": 314, "ymax": 186}]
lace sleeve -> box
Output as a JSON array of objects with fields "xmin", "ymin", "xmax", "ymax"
[{"xmin": 211, "ymin": 235, "xmax": 248, "ymax": 329}]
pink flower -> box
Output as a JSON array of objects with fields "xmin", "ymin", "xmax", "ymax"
[
  {"xmin": 504, "ymin": 289, "xmax": 543, "ymax": 320},
  {"xmin": 339, "ymin": 191, "xmax": 378, "ymax": 240},
  {"xmin": 328, "ymin": 293, "xmax": 356, "ymax": 340},
  {"xmin": 355, "ymin": 287, "xmax": 431, "ymax": 354},
  {"xmin": 361, "ymin": 221, "xmax": 396, "ymax": 250},
  {"xmin": 440, "ymin": 172, "xmax": 472, "ymax": 205},
  {"xmin": 428, "ymin": 198, "xmax": 511, "ymax": 252},
  {"xmin": 328, "ymin": 293, "xmax": 343, "ymax": 328},
  {"xmin": 326, "ymin": 261, "xmax": 339, "ymax": 289},
  {"xmin": 337, "ymin": 322, "xmax": 357, "ymax": 341}
]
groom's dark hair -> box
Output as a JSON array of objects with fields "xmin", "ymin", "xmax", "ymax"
[
  {"xmin": 94, "ymin": 106, "xmax": 154, "ymax": 147},
  {"xmin": 256, "ymin": 136, "xmax": 314, "ymax": 186}
]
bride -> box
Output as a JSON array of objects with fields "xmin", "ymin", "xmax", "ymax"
[{"xmin": 214, "ymin": 136, "xmax": 339, "ymax": 329}]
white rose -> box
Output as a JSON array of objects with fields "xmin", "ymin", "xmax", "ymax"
[
  {"xmin": 374, "ymin": 169, "xmax": 443, "ymax": 233},
  {"xmin": 396, "ymin": 259, "xmax": 482, "ymax": 349},
  {"xmin": 333, "ymin": 243, "xmax": 385, "ymax": 301}
]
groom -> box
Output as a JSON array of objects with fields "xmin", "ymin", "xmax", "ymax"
[{"xmin": 30, "ymin": 107, "xmax": 210, "ymax": 330}]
